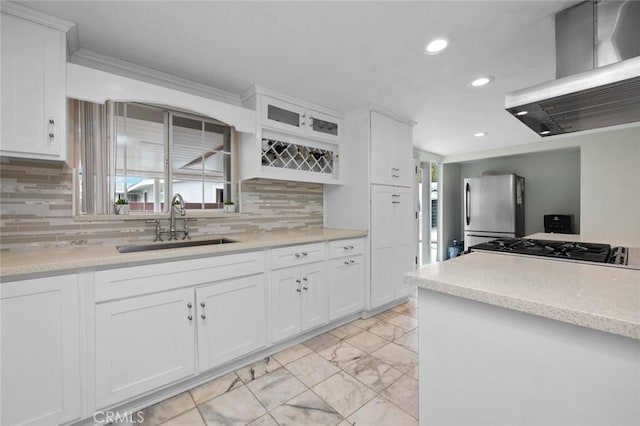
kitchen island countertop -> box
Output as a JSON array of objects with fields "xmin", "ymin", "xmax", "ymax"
[
  {"xmin": 404, "ymin": 250, "xmax": 640, "ymax": 339},
  {"xmin": 0, "ymin": 227, "xmax": 367, "ymax": 279}
]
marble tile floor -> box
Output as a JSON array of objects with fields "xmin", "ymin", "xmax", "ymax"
[{"xmin": 140, "ymin": 297, "xmax": 419, "ymax": 426}]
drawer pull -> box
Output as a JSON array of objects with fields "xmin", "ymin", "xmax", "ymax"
[
  {"xmin": 350, "ymin": 260, "xmax": 355, "ymax": 264},
  {"xmin": 302, "ymin": 252, "xmax": 308, "ymax": 257},
  {"xmin": 295, "ymin": 253, "xmax": 301, "ymax": 258},
  {"xmin": 344, "ymin": 261, "xmax": 349, "ymax": 265}
]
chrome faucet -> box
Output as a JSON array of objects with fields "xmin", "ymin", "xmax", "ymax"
[{"xmin": 169, "ymin": 193, "xmax": 186, "ymax": 240}]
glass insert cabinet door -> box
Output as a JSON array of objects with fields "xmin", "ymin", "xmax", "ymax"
[
  {"xmin": 307, "ymin": 110, "xmax": 341, "ymax": 141},
  {"xmin": 262, "ymin": 97, "xmax": 305, "ymax": 135},
  {"xmin": 260, "ymin": 96, "xmax": 342, "ymax": 143}
]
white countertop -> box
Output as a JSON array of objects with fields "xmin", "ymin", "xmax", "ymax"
[
  {"xmin": 405, "ymin": 251, "xmax": 640, "ymax": 339},
  {"xmin": 0, "ymin": 227, "xmax": 367, "ymax": 279}
]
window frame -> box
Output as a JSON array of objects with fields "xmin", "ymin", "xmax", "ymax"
[{"xmin": 73, "ymin": 100, "xmax": 237, "ymax": 220}]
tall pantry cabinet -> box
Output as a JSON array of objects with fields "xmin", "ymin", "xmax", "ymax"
[{"xmin": 325, "ymin": 109, "xmax": 417, "ymax": 310}]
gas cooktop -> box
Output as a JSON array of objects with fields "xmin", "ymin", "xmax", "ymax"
[{"xmin": 469, "ymin": 238, "xmax": 635, "ymax": 269}]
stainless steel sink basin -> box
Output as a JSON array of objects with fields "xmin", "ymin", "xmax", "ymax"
[{"xmin": 117, "ymin": 238, "xmax": 237, "ymax": 253}]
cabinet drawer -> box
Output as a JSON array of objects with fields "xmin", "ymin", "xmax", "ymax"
[
  {"xmin": 269, "ymin": 243, "xmax": 325, "ymax": 270},
  {"xmin": 95, "ymin": 251, "xmax": 265, "ymax": 302},
  {"xmin": 328, "ymin": 238, "xmax": 365, "ymax": 259}
]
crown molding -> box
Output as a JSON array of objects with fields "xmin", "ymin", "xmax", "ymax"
[
  {"xmin": 1, "ymin": 1, "xmax": 75, "ymax": 32},
  {"xmin": 347, "ymin": 103, "xmax": 417, "ymax": 127},
  {"xmin": 71, "ymin": 49, "xmax": 244, "ymax": 107}
]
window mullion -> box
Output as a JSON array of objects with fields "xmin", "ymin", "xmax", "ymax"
[{"xmin": 165, "ymin": 110, "xmax": 172, "ymax": 212}]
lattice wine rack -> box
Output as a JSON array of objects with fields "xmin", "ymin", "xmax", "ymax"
[{"xmin": 261, "ymin": 138, "xmax": 335, "ymax": 175}]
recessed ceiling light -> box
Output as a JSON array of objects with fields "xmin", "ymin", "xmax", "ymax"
[
  {"xmin": 540, "ymin": 130, "xmax": 551, "ymax": 135},
  {"xmin": 471, "ymin": 76, "xmax": 495, "ymax": 87},
  {"xmin": 473, "ymin": 132, "xmax": 487, "ymax": 137},
  {"xmin": 424, "ymin": 37, "xmax": 450, "ymax": 55},
  {"xmin": 515, "ymin": 110, "xmax": 528, "ymax": 116}
]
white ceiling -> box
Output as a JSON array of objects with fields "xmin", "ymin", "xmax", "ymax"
[{"xmin": 17, "ymin": 0, "xmax": 579, "ymax": 156}]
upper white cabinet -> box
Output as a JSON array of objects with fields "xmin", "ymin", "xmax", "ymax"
[
  {"xmin": 1, "ymin": 274, "xmax": 81, "ymax": 426},
  {"xmin": 1, "ymin": 11, "xmax": 73, "ymax": 162},
  {"xmin": 260, "ymin": 96, "xmax": 342, "ymax": 143},
  {"xmin": 241, "ymin": 87, "xmax": 343, "ymax": 185},
  {"xmin": 370, "ymin": 111, "xmax": 414, "ymax": 187}
]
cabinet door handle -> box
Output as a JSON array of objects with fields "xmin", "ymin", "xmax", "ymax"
[
  {"xmin": 303, "ymin": 286, "xmax": 309, "ymax": 291},
  {"xmin": 47, "ymin": 118, "xmax": 55, "ymax": 143},
  {"xmin": 302, "ymin": 252, "xmax": 308, "ymax": 257},
  {"xmin": 295, "ymin": 253, "xmax": 301, "ymax": 258},
  {"xmin": 343, "ymin": 246, "xmax": 349, "ymax": 250},
  {"xmin": 200, "ymin": 301, "xmax": 205, "ymax": 307},
  {"xmin": 187, "ymin": 302, "xmax": 192, "ymax": 308},
  {"xmin": 349, "ymin": 245, "xmax": 354, "ymax": 249},
  {"xmin": 302, "ymin": 277, "xmax": 308, "ymax": 282},
  {"xmin": 344, "ymin": 261, "xmax": 350, "ymax": 265},
  {"xmin": 296, "ymin": 288, "xmax": 302, "ymax": 293},
  {"xmin": 188, "ymin": 315, "xmax": 193, "ymax": 321},
  {"xmin": 296, "ymin": 279, "xmax": 301, "ymax": 283},
  {"xmin": 350, "ymin": 260, "xmax": 355, "ymax": 264},
  {"xmin": 201, "ymin": 314, "xmax": 206, "ymax": 320}
]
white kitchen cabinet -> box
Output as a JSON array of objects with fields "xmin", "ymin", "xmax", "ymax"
[
  {"xmin": 270, "ymin": 262, "xmax": 327, "ymax": 343},
  {"xmin": 370, "ymin": 111, "xmax": 414, "ymax": 187},
  {"xmin": 95, "ymin": 288, "xmax": 196, "ymax": 408},
  {"xmin": 196, "ymin": 274, "xmax": 266, "ymax": 371},
  {"xmin": 260, "ymin": 95, "xmax": 342, "ymax": 143},
  {"xmin": 324, "ymin": 108, "xmax": 417, "ymax": 310},
  {"xmin": 1, "ymin": 12, "xmax": 71, "ymax": 162},
  {"xmin": 371, "ymin": 185, "xmax": 417, "ymax": 308},
  {"xmin": 240, "ymin": 87, "xmax": 342, "ymax": 184},
  {"xmin": 1, "ymin": 274, "xmax": 81, "ymax": 426},
  {"xmin": 328, "ymin": 255, "xmax": 365, "ymax": 320}
]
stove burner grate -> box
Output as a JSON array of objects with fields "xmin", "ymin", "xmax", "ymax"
[{"xmin": 471, "ymin": 238, "xmax": 612, "ymax": 263}]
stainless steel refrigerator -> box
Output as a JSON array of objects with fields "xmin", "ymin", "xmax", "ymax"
[{"xmin": 464, "ymin": 174, "xmax": 525, "ymax": 250}]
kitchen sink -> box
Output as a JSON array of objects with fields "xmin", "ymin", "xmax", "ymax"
[{"xmin": 117, "ymin": 238, "xmax": 237, "ymax": 253}]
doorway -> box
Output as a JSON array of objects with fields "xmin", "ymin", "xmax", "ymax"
[{"xmin": 418, "ymin": 161, "xmax": 440, "ymax": 266}]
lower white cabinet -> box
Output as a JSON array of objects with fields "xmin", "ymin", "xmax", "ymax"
[
  {"xmin": 270, "ymin": 262, "xmax": 327, "ymax": 343},
  {"xmin": 1, "ymin": 275, "xmax": 81, "ymax": 426},
  {"xmin": 196, "ymin": 274, "xmax": 266, "ymax": 371},
  {"xmin": 328, "ymin": 255, "xmax": 365, "ymax": 320},
  {"xmin": 371, "ymin": 184, "xmax": 416, "ymax": 308},
  {"xmin": 95, "ymin": 288, "xmax": 196, "ymax": 408}
]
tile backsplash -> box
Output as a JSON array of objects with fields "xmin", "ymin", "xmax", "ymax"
[{"xmin": 0, "ymin": 158, "xmax": 323, "ymax": 250}]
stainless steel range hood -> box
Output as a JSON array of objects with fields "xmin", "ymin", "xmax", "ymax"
[{"xmin": 506, "ymin": 0, "xmax": 640, "ymax": 137}]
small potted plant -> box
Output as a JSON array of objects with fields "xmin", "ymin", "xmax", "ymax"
[
  {"xmin": 223, "ymin": 200, "xmax": 235, "ymax": 213},
  {"xmin": 114, "ymin": 198, "xmax": 129, "ymax": 215}
]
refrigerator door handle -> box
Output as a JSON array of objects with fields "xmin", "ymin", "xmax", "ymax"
[{"xmin": 465, "ymin": 182, "xmax": 471, "ymax": 226}]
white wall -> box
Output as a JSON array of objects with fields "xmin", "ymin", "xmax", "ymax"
[
  {"xmin": 460, "ymin": 148, "xmax": 581, "ymax": 236},
  {"xmin": 440, "ymin": 163, "xmax": 462, "ymax": 259},
  {"xmin": 580, "ymin": 128, "xmax": 640, "ymax": 247}
]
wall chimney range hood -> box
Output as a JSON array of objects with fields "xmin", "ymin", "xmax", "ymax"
[{"xmin": 506, "ymin": 0, "xmax": 640, "ymax": 137}]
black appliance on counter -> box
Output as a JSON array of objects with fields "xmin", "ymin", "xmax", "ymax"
[
  {"xmin": 469, "ymin": 237, "xmax": 637, "ymax": 269},
  {"xmin": 544, "ymin": 214, "xmax": 574, "ymax": 234}
]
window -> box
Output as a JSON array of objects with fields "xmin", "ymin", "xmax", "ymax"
[{"xmin": 73, "ymin": 100, "xmax": 233, "ymax": 216}]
